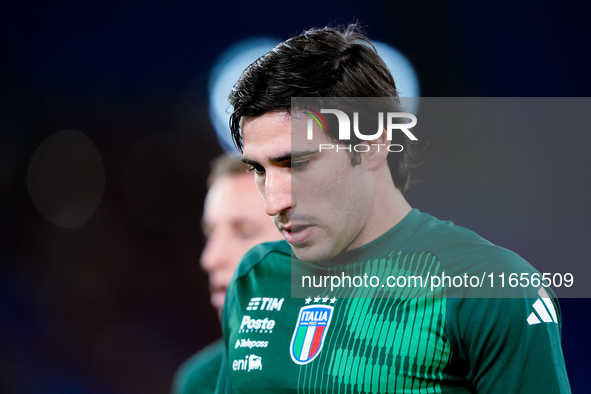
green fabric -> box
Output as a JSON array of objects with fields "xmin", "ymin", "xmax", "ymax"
[
  {"xmin": 173, "ymin": 339, "xmax": 223, "ymax": 394},
  {"xmin": 216, "ymin": 209, "xmax": 571, "ymax": 393}
]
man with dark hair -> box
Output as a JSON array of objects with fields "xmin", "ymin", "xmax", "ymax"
[
  {"xmin": 216, "ymin": 24, "xmax": 570, "ymax": 393},
  {"xmin": 172, "ymin": 155, "xmax": 280, "ymax": 394},
  {"xmin": 229, "ymin": 24, "xmax": 413, "ymax": 192}
]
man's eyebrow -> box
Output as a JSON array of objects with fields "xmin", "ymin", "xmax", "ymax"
[
  {"xmin": 241, "ymin": 157, "xmax": 260, "ymax": 167},
  {"xmin": 242, "ymin": 150, "xmax": 318, "ymax": 167},
  {"xmin": 290, "ymin": 150, "xmax": 318, "ymax": 161}
]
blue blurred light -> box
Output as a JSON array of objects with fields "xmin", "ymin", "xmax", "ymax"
[
  {"xmin": 209, "ymin": 37, "xmax": 279, "ymax": 152},
  {"xmin": 209, "ymin": 38, "xmax": 420, "ymax": 153},
  {"xmin": 373, "ymin": 41, "xmax": 420, "ymax": 113}
]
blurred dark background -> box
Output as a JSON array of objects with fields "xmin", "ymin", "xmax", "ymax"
[{"xmin": 1, "ymin": 1, "xmax": 590, "ymax": 393}]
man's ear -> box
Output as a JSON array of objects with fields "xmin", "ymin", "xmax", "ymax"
[{"xmin": 363, "ymin": 129, "xmax": 391, "ymax": 170}]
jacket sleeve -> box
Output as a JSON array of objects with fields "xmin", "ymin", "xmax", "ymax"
[
  {"xmin": 447, "ymin": 288, "xmax": 571, "ymax": 393},
  {"xmin": 214, "ymin": 344, "xmax": 232, "ymax": 394},
  {"xmin": 214, "ymin": 262, "xmax": 242, "ymax": 394}
]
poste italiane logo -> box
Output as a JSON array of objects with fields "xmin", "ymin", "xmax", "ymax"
[{"xmin": 290, "ymin": 304, "xmax": 334, "ymax": 365}]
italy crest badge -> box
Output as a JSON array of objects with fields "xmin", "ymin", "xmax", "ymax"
[{"xmin": 290, "ymin": 304, "xmax": 334, "ymax": 365}]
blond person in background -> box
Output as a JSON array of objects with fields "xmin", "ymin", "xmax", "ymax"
[{"xmin": 172, "ymin": 155, "xmax": 281, "ymax": 394}]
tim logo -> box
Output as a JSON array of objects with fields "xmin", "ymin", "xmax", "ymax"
[
  {"xmin": 304, "ymin": 107, "xmax": 418, "ymax": 142},
  {"xmin": 232, "ymin": 354, "xmax": 263, "ymax": 372},
  {"xmin": 246, "ymin": 297, "xmax": 284, "ymax": 311},
  {"xmin": 290, "ymin": 305, "xmax": 333, "ymax": 365}
]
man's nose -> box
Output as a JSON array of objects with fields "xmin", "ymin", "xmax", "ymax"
[
  {"xmin": 263, "ymin": 169, "xmax": 291, "ymax": 217},
  {"xmin": 200, "ymin": 233, "xmax": 228, "ymax": 273}
]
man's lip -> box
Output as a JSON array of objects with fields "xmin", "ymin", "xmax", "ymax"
[
  {"xmin": 282, "ymin": 224, "xmax": 313, "ymax": 245},
  {"xmin": 209, "ymin": 283, "xmax": 227, "ymax": 295},
  {"xmin": 279, "ymin": 223, "xmax": 311, "ymax": 231},
  {"xmin": 210, "ymin": 292, "xmax": 225, "ymax": 310}
]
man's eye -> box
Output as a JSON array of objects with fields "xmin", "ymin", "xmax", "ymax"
[
  {"xmin": 291, "ymin": 160, "xmax": 310, "ymax": 170},
  {"xmin": 238, "ymin": 228, "xmax": 256, "ymax": 239},
  {"xmin": 247, "ymin": 165, "xmax": 265, "ymax": 175}
]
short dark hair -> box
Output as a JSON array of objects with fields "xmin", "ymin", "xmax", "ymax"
[{"xmin": 229, "ymin": 23, "xmax": 414, "ymax": 192}]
